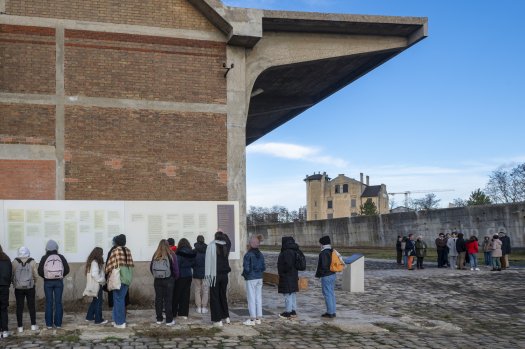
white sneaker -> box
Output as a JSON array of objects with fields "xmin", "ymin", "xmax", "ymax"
[
  {"xmin": 31, "ymin": 325, "xmax": 39, "ymax": 331},
  {"xmin": 243, "ymin": 319, "xmax": 255, "ymax": 326},
  {"xmin": 470, "ymin": 268, "xmax": 474, "ymax": 271},
  {"xmin": 2, "ymin": 331, "xmax": 9, "ymax": 338},
  {"xmin": 255, "ymin": 319, "xmax": 262, "ymax": 325},
  {"xmin": 113, "ymin": 323, "xmax": 126, "ymax": 329},
  {"xmin": 475, "ymin": 268, "xmax": 480, "ymax": 271},
  {"xmin": 17, "ymin": 327, "xmax": 23, "ymax": 333},
  {"xmin": 96, "ymin": 320, "xmax": 108, "ymax": 325},
  {"xmin": 180, "ymin": 316, "xmax": 188, "ymax": 320},
  {"xmin": 201, "ymin": 307, "xmax": 209, "ymax": 314},
  {"xmin": 166, "ymin": 321, "xmax": 176, "ymax": 326},
  {"xmin": 196, "ymin": 307, "xmax": 202, "ymax": 313},
  {"xmin": 224, "ymin": 317, "xmax": 231, "ymax": 324},
  {"xmin": 213, "ymin": 321, "xmax": 223, "ymax": 327}
]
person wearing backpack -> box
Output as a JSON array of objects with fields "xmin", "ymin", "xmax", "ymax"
[
  {"xmin": 277, "ymin": 236, "xmax": 302, "ymax": 320},
  {"xmin": 192, "ymin": 235, "xmax": 208, "ymax": 314},
  {"xmin": 12, "ymin": 246, "xmax": 39, "ymax": 333},
  {"xmin": 150, "ymin": 239, "xmax": 179, "ymax": 326},
  {"xmin": 242, "ymin": 235, "xmax": 266, "ymax": 326},
  {"xmin": 315, "ymin": 236, "xmax": 336, "ymax": 319},
  {"xmin": 83, "ymin": 247, "xmax": 107, "ymax": 325},
  {"xmin": 0, "ymin": 245, "xmax": 12, "ymax": 338},
  {"xmin": 37, "ymin": 240, "xmax": 70, "ymax": 329},
  {"xmin": 105, "ymin": 234, "xmax": 134, "ymax": 329},
  {"xmin": 173, "ymin": 238, "xmax": 196, "ymax": 320}
]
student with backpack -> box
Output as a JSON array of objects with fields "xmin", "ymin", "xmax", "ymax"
[
  {"xmin": 150, "ymin": 239, "xmax": 179, "ymax": 326},
  {"xmin": 173, "ymin": 238, "xmax": 196, "ymax": 320},
  {"xmin": 315, "ymin": 236, "xmax": 336, "ymax": 319},
  {"xmin": 192, "ymin": 235, "xmax": 208, "ymax": 314},
  {"xmin": 0, "ymin": 245, "xmax": 12, "ymax": 338},
  {"xmin": 83, "ymin": 247, "xmax": 107, "ymax": 325},
  {"xmin": 12, "ymin": 246, "xmax": 39, "ymax": 333},
  {"xmin": 37, "ymin": 240, "xmax": 69, "ymax": 329},
  {"xmin": 277, "ymin": 236, "xmax": 304, "ymax": 320}
]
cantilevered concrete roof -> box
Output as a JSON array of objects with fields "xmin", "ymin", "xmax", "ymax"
[{"xmin": 189, "ymin": 0, "xmax": 427, "ymax": 145}]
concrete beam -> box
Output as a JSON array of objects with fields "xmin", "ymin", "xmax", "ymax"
[
  {"xmin": 0, "ymin": 144, "xmax": 55, "ymax": 160},
  {"xmin": 55, "ymin": 26, "xmax": 65, "ymax": 200}
]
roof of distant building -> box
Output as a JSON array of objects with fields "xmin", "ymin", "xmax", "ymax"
[
  {"xmin": 305, "ymin": 173, "xmax": 330, "ymax": 181},
  {"xmin": 361, "ymin": 185, "xmax": 382, "ymax": 197}
]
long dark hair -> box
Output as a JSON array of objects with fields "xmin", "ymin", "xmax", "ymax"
[
  {"xmin": 215, "ymin": 231, "xmax": 229, "ymax": 258},
  {"xmin": 85, "ymin": 247, "xmax": 104, "ymax": 274},
  {"xmin": 177, "ymin": 238, "xmax": 191, "ymax": 250},
  {"xmin": 0, "ymin": 245, "xmax": 9, "ymax": 261}
]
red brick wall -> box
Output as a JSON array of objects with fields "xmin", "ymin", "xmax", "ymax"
[
  {"xmin": 64, "ymin": 30, "xmax": 226, "ymax": 104},
  {"xmin": 0, "ymin": 104, "xmax": 56, "ymax": 145},
  {"xmin": 0, "ymin": 160, "xmax": 55, "ymax": 199},
  {"xmin": 6, "ymin": 0, "xmax": 218, "ymax": 32},
  {"xmin": 64, "ymin": 106, "xmax": 227, "ymax": 201},
  {"xmin": 0, "ymin": 25, "xmax": 56, "ymax": 94}
]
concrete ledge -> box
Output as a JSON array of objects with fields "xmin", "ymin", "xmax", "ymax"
[{"xmin": 0, "ymin": 144, "xmax": 56, "ymax": 160}]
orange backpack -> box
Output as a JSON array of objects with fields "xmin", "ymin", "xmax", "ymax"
[{"xmin": 330, "ymin": 249, "xmax": 345, "ymax": 272}]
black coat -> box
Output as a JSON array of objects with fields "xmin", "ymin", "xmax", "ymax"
[
  {"xmin": 192, "ymin": 241, "xmax": 207, "ymax": 279},
  {"xmin": 277, "ymin": 237, "xmax": 300, "ymax": 294},
  {"xmin": 315, "ymin": 248, "xmax": 334, "ymax": 278},
  {"xmin": 456, "ymin": 238, "xmax": 467, "ymax": 253},
  {"xmin": 216, "ymin": 234, "xmax": 231, "ymax": 275},
  {"xmin": 0, "ymin": 258, "xmax": 12, "ymax": 286},
  {"xmin": 501, "ymin": 236, "xmax": 511, "ymax": 255}
]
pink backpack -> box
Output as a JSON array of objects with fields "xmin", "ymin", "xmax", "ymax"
[{"xmin": 44, "ymin": 254, "xmax": 64, "ymax": 279}]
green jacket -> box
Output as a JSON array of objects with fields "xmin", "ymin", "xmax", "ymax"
[{"xmin": 415, "ymin": 240, "xmax": 427, "ymax": 258}]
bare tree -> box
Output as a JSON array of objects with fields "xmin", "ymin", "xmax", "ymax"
[
  {"xmin": 485, "ymin": 164, "xmax": 525, "ymax": 203},
  {"xmin": 410, "ymin": 193, "xmax": 441, "ymax": 210}
]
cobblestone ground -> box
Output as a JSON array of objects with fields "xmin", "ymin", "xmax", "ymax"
[{"xmin": 1, "ymin": 252, "xmax": 524, "ymax": 348}]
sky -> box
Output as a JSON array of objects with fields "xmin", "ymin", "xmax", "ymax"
[{"xmin": 223, "ymin": 0, "xmax": 525, "ymax": 210}]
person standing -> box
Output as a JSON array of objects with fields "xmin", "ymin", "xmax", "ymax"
[
  {"xmin": 193, "ymin": 235, "xmax": 208, "ymax": 314},
  {"xmin": 105, "ymin": 234, "xmax": 134, "ymax": 329},
  {"xmin": 499, "ymin": 232, "xmax": 511, "ymax": 269},
  {"xmin": 37, "ymin": 240, "xmax": 70, "ymax": 329},
  {"xmin": 466, "ymin": 236, "xmax": 480, "ymax": 271},
  {"xmin": 401, "ymin": 237, "xmax": 407, "ymax": 266},
  {"xmin": 415, "ymin": 236, "xmax": 427, "ymax": 269},
  {"xmin": 490, "ymin": 235, "xmax": 502, "ymax": 271},
  {"xmin": 447, "ymin": 233, "xmax": 458, "ymax": 269},
  {"xmin": 395, "ymin": 236, "xmax": 403, "ymax": 265},
  {"xmin": 150, "ymin": 239, "xmax": 179, "ymax": 326},
  {"xmin": 12, "ymin": 246, "xmax": 39, "ymax": 333},
  {"xmin": 0, "ymin": 245, "xmax": 12, "ymax": 338},
  {"xmin": 205, "ymin": 231, "xmax": 232, "ymax": 327},
  {"xmin": 482, "ymin": 236, "xmax": 492, "ymax": 266},
  {"xmin": 173, "ymin": 238, "xmax": 196, "ymax": 320},
  {"xmin": 405, "ymin": 234, "xmax": 416, "ymax": 270},
  {"xmin": 242, "ymin": 235, "xmax": 266, "ymax": 326},
  {"xmin": 456, "ymin": 233, "xmax": 467, "ymax": 270},
  {"xmin": 167, "ymin": 238, "xmax": 178, "ymax": 253},
  {"xmin": 435, "ymin": 233, "xmax": 447, "ymax": 268},
  {"xmin": 83, "ymin": 247, "xmax": 107, "ymax": 325},
  {"xmin": 277, "ymin": 236, "xmax": 302, "ymax": 319},
  {"xmin": 315, "ymin": 236, "xmax": 336, "ymax": 318}
]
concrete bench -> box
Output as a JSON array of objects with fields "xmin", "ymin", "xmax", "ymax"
[{"xmin": 263, "ymin": 272, "xmax": 308, "ymax": 291}]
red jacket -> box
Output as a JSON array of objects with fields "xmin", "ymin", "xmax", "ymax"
[{"xmin": 466, "ymin": 240, "xmax": 479, "ymax": 254}]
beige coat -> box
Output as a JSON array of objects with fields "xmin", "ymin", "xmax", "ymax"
[{"xmin": 490, "ymin": 239, "xmax": 502, "ymax": 258}]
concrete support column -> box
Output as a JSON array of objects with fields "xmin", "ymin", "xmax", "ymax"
[
  {"xmin": 226, "ymin": 45, "xmax": 248, "ymax": 298},
  {"xmin": 55, "ymin": 26, "xmax": 65, "ymax": 199}
]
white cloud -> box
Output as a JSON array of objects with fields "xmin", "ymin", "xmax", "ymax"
[
  {"xmin": 247, "ymin": 142, "xmax": 349, "ymax": 168},
  {"xmin": 247, "ymin": 179, "xmax": 305, "ymax": 210}
]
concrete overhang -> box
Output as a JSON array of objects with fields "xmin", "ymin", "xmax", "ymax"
[{"xmin": 188, "ymin": 1, "xmax": 427, "ymax": 145}]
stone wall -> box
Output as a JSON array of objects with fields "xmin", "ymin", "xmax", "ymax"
[{"xmin": 249, "ymin": 203, "xmax": 525, "ymax": 248}]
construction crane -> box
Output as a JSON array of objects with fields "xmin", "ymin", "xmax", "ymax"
[{"xmin": 389, "ymin": 189, "xmax": 455, "ymax": 208}]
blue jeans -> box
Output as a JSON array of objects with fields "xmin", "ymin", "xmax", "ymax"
[
  {"xmin": 321, "ymin": 274, "xmax": 336, "ymax": 315},
  {"xmin": 86, "ymin": 285, "xmax": 104, "ymax": 323},
  {"xmin": 283, "ymin": 292, "xmax": 296, "ymax": 313},
  {"xmin": 484, "ymin": 252, "xmax": 492, "ymax": 266},
  {"xmin": 44, "ymin": 279, "xmax": 63, "ymax": 327},
  {"xmin": 112, "ymin": 284, "xmax": 128, "ymax": 325},
  {"xmin": 246, "ymin": 279, "xmax": 263, "ymax": 319},
  {"xmin": 469, "ymin": 254, "xmax": 478, "ymax": 269}
]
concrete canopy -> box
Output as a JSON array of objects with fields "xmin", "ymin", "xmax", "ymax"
[{"xmin": 189, "ymin": 0, "xmax": 427, "ymax": 145}]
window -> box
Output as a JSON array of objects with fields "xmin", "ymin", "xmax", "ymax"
[
  {"xmin": 335, "ymin": 185, "xmax": 340, "ymax": 194},
  {"xmin": 351, "ymin": 198, "xmax": 356, "ymax": 208},
  {"xmin": 327, "ymin": 200, "xmax": 333, "ymax": 209},
  {"xmin": 343, "ymin": 184, "xmax": 348, "ymax": 193}
]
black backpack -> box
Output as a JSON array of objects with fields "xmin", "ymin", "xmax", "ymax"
[{"xmin": 294, "ymin": 250, "xmax": 306, "ymax": 271}]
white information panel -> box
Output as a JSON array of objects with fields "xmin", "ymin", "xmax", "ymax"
[{"xmin": 0, "ymin": 200, "xmax": 239, "ymax": 262}]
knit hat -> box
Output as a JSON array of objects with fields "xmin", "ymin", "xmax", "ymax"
[
  {"xmin": 18, "ymin": 246, "xmax": 30, "ymax": 258},
  {"xmin": 167, "ymin": 238, "xmax": 175, "ymax": 246},
  {"xmin": 319, "ymin": 236, "xmax": 331, "ymax": 245},
  {"xmin": 249, "ymin": 235, "xmax": 260, "ymax": 249},
  {"xmin": 114, "ymin": 234, "xmax": 126, "ymax": 247},
  {"xmin": 46, "ymin": 240, "xmax": 59, "ymax": 252}
]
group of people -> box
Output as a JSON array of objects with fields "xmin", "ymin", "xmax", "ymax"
[
  {"xmin": 0, "ymin": 232, "xmax": 342, "ymax": 337},
  {"xmin": 396, "ymin": 231, "xmax": 512, "ymax": 271}
]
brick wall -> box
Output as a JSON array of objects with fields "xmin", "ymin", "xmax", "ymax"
[
  {"xmin": 64, "ymin": 106, "xmax": 227, "ymax": 200},
  {"xmin": 64, "ymin": 30, "xmax": 226, "ymax": 103},
  {"xmin": 6, "ymin": 0, "xmax": 218, "ymax": 32},
  {"xmin": 0, "ymin": 160, "xmax": 55, "ymax": 199},
  {"xmin": 0, "ymin": 25, "xmax": 56, "ymax": 94},
  {"xmin": 0, "ymin": 104, "xmax": 55, "ymax": 145}
]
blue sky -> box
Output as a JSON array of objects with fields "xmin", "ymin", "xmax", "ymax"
[{"xmin": 223, "ymin": 0, "xmax": 525, "ymax": 210}]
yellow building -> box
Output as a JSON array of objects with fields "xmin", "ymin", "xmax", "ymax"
[{"xmin": 304, "ymin": 172, "xmax": 389, "ymax": 221}]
